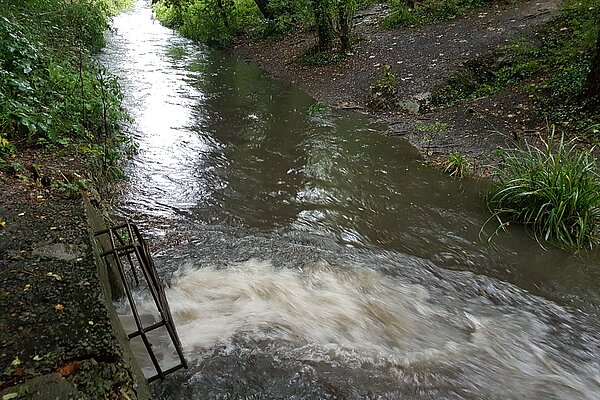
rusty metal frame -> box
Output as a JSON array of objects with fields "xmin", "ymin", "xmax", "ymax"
[{"xmin": 94, "ymin": 221, "xmax": 187, "ymax": 383}]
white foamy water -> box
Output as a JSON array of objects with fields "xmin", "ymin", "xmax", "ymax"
[{"xmin": 124, "ymin": 259, "xmax": 600, "ymax": 399}]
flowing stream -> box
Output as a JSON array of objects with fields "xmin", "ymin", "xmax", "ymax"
[{"xmin": 101, "ymin": 2, "xmax": 600, "ymax": 399}]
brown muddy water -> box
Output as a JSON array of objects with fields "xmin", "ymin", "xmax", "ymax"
[{"xmin": 101, "ymin": 1, "xmax": 600, "ymax": 399}]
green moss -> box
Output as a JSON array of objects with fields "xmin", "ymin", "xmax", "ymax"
[
  {"xmin": 381, "ymin": 0, "xmax": 517, "ymax": 28},
  {"xmin": 415, "ymin": 120, "xmax": 451, "ymax": 132}
]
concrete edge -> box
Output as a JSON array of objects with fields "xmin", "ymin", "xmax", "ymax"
[{"xmin": 83, "ymin": 196, "xmax": 151, "ymax": 400}]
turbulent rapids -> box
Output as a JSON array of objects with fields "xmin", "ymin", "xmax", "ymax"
[
  {"xmin": 123, "ymin": 258, "xmax": 600, "ymax": 399},
  {"xmin": 102, "ymin": 1, "xmax": 600, "ymax": 399}
]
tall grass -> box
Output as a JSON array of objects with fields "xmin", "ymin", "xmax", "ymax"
[{"xmin": 487, "ymin": 133, "xmax": 600, "ymax": 249}]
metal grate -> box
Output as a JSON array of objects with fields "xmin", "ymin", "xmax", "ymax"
[{"xmin": 94, "ymin": 221, "xmax": 187, "ymax": 383}]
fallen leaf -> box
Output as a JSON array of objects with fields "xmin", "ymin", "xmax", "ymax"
[
  {"xmin": 47, "ymin": 272, "xmax": 61, "ymax": 281},
  {"xmin": 0, "ymin": 220, "xmax": 6, "ymax": 228},
  {"xmin": 11, "ymin": 357, "xmax": 21, "ymax": 366},
  {"xmin": 33, "ymin": 355, "xmax": 43, "ymax": 361},
  {"xmin": 2, "ymin": 393, "xmax": 19, "ymax": 400},
  {"xmin": 58, "ymin": 361, "xmax": 80, "ymax": 377},
  {"xmin": 54, "ymin": 304, "xmax": 64, "ymax": 311}
]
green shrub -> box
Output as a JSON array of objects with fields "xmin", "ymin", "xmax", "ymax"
[
  {"xmin": 368, "ymin": 64, "xmax": 398, "ymax": 110},
  {"xmin": 252, "ymin": 0, "xmax": 313, "ymax": 39},
  {"xmin": 487, "ymin": 132, "xmax": 600, "ymax": 249},
  {"xmin": 0, "ymin": 0, "xmax": 130, "ymax": 173},
  {"xmin": 154, "ymin": 0, "xmax": 263, "ymax": 48}
]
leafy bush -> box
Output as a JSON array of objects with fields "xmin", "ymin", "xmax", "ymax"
[
  {"xmin": 253, "ymin": 0, "xmax": 313, "ymax": 39},
  {"xmin": 487, "ymin": 133, "xmax": 600, "ymax": 249},
  {"xmin": 0, "ymin": 0, "xmax": 130, "ymax": 171},
  {"xmin": 368, "ymin": 65, "xmax": 398, "ymax": 110},
  {"xmin": 154, "ymin": 0, "xmax": 368, "ymax": 47},
  {"xmin": 154, "ymin": 0, "xmax": 263, "ymax": 47}
]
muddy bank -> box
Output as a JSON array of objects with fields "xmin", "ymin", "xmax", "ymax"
[
  {"xmin": 0, "ymin": 150, "xmax": 149, "ymax": 399},
  {"xmin": 233, "ymin": 0, "xmax": 560, "ymax": 171}
]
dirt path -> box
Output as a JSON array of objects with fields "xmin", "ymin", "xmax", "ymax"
[{"xmin": 234, "ymin": 0, "xmax": 561, "ymax": 171}]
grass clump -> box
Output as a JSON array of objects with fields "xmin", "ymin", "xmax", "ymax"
[
  {"xmin": 487, "ymin": 132, "xmax": 600, "ymax": 249},
  {"xmin": 444, "ymin": 151, "xmax": 470, "ymax": 178}
]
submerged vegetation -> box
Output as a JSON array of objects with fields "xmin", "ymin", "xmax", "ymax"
[
  {"xmin": 487, "ymin": 133, "xmax": 600, "ymax": 249},
  {"xmin": 0, "ymin": 0, "xmax": 132, "ymax": 177}
]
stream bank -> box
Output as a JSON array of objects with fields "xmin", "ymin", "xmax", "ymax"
[
  {"xmin": 232, "ymin": 0, "xmax": 561, "ymax": 172},
  {"xmin": 0, "ymin": 150, "xmax": 149, "ymax": 400}
]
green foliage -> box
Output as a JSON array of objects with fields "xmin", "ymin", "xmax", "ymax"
[
  {"xmin": 71, "ymin": 359, "xmax": 134, "ymax": 399},
  {"xmin": 368, "ymin": 64, "xmax": 398, "ymax": 110},
  {"xmin": 432, "ymin": 0, "xmax": 600, "ymax": 135},
  {"xmin": 444, "ymin": 151, "xmax": 470, "ymax": 178},
  {"xmin": 53, "ymin": 178, "xmax": 91, "ymax": 199},
  {"xmin": 153, "ymin": 1, "xmax": 183, "ymax": 28},
  {"xmin": 487, "ymin": 132, "xmax": 600, "ymax": 249},
  {"xmin": 0, "ymin": 0, "xmax": 130, "ymax": 172},
  {"xmin": 253, "ymin": 0, "xmax": 314, "ymax": 39},
  {"xmin": 415, "ymin": 120, "xmax": 450, "ymax": 132},
  {"xmin": 381, "ymin": 1, "xmax": 417, "ymax": 27},
  {"xmin": 154, "ymin": 0, "xmax": 361, "ymax": 49},
  {"xmin": 308, "ymin": 101, "xmax": 331, "ymax": 116},
  {"xmin": 154, "ymin": 0, "xmax": 263, "ymax": 47},
  {"xmin": 382, "ymin": 0, "xmax": 513, "ymax": 28}
]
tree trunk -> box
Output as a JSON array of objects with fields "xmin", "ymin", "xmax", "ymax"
[
  {"xmin": 311, "ymin": 0, "xmax": 334, "ymax": 51},
  {"xmin": 216, "ymin": 0, "xmax": 230, "ymax": 29},
  {"xmin": 254, "ymin": 0, "xmax": 274, "ymax": 20},
  {"xmin": 338, "ymin": 2, "xmax": 351, "ymax": 53},
  {"xmin": 585, "ymin": 21, "xmax": 600, "ymax": 99}
]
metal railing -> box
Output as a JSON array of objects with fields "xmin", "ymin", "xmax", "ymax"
[{"xmin": 94, "ymin": 221, "xmax": 187, "ymax": 383}]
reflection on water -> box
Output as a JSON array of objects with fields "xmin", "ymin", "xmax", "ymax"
[{"xmin": 102, "ymin": 1, "xmax": 600, "ymax": 399}]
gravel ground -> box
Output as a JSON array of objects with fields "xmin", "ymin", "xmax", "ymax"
[{"xmin": 0, "ymin": 150, "xmax": 141, "ymax": 399}]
